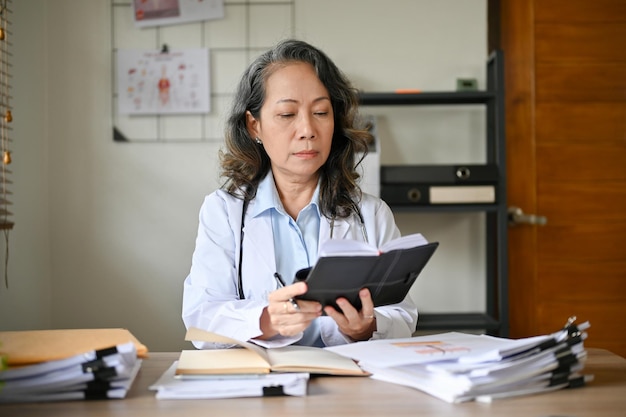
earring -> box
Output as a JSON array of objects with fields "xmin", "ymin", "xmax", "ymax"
[{"xmin": 255, "ymin": 137, "xmax": 262, "ymax": 145}]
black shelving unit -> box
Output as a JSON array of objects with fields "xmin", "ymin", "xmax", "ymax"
[{"xmin": 359, "ymin": 50, "xmax": 508, "ymax": 337}]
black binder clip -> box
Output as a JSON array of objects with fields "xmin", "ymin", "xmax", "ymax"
[
  {"xmin": 161, "ymin": 44, "xmax": 169, "ymax": 54},
  {"xmin": 262, "ymin": 385, "xmax": 286, "ymax": 397},
  {"xmin": 563, "ymin": 316, "xmax": 581, "ymax": 338}
]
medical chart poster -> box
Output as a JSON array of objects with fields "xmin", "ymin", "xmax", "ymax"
[
  {"xmin": 132, "ymin": 0, "xmax": 225, "ymax": 28},
  {"xmin": 117, "ymin": 48, "xmax": 210, "ymax": 115}
]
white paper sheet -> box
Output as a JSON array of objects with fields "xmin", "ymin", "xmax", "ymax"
[{"xmin": 150, "ymin": 362, "xmax": 309, "ymax": 399}]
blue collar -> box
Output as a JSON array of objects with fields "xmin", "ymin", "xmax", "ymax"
[{"xmin": 252, "ymin": 172, "xmax": 321, "ymax": 219}]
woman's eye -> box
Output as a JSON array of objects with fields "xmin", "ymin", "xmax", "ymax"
[
  {"xmin": 278, "ymin": 113, "xmax": 295, "ymax": 118},
  {"xmin": 314, "ymin": 111, "xmax": 329, "ymax": 117}
]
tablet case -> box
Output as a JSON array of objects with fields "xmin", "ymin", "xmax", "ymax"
[{"xmin": 294, "ymin": 242, "xmax": 439, "ymax": 311}]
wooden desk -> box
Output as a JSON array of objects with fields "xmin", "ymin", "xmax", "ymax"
[{"xmin": 2, "ymin": 348, "xmax": 625, "ymax": 417}]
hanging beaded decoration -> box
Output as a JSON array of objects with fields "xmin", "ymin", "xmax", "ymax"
[{"xmin": 0, "ymin": 0, "xmax": 13, "ymax": 288}]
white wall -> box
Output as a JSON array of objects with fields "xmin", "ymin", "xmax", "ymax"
[{"xmin": 1, "ymin": 0, "xmax": 487, "ymax": 351}]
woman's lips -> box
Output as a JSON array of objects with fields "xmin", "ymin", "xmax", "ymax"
[{"xmin": 294, "ymin": 150, "xmax": 318, "ymax": 159}]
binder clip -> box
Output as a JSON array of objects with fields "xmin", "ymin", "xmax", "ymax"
[
  {"xmin": 561, "ymin": 316, "xmax": 592, "ymax": 347},
  {"xmin": 161, "ymin": 44, "xmax": 169, "ymax": 54},
  {"xmin": 563, "ymin": 316, "xmax": 581, "ymax": 338}
]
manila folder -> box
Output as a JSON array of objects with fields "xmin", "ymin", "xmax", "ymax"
[{"xmin": 0, "ymin": 328, "xmax": 149, "ymax": 365}]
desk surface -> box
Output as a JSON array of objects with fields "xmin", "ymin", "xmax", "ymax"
[{"xmin": 2, "ymin": 348, "xmax": 625, "ymax": 417}]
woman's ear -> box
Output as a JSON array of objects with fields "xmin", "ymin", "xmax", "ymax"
[{"xmin": 245, "ymin": 110, "xmax": 259, "ymax": 139}]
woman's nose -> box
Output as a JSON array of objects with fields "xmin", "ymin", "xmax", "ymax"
[{"xmin": 298, "ymin": 114, "xmax": 316, "ymax": 140}]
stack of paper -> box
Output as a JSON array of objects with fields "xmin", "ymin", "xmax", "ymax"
[
  {"xmin": 0, "ymin": 328, "xmax": 148, "ymax": 402},
  {"xmin": 150, "ymin": 362, "xmax": 310, "ymax": 399},
  {"xmin": 149, "ymin": 327, "xmax": 367, "ymax": 399},
  {"xmin": 327, "ymin": 318, "xmax": 592, "ymax": 403}
]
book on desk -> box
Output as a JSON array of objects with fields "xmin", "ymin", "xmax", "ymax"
[
  {"xmin": 149, "ymin": 327, "xmax": 367, "ymax": 399},
  {"xmin": 178, "ymin": 327, "xmax": 368, "ymax": 376}
]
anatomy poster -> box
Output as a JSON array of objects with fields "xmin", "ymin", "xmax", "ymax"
[
  {"xmin": 132, "ymin": 0, "xmax": 224, "ymax": 28},
  {"xmin": 117, "ymin": 48, "xmax": 210, "ymax": 115}
]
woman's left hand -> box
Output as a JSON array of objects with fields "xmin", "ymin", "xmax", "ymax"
[{"xmin": 324, "ymin": 288, "xmax": 377, "ymax": 341}]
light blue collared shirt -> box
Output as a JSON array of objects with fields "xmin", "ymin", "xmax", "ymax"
[{"xmin": 254, "ymin": 173, "xmax": 323, "ymax": 346}]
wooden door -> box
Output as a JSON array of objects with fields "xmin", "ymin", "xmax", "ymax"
[{"xmin": 500, "ymin": 0, "xmax": 626, "ymax": 357}]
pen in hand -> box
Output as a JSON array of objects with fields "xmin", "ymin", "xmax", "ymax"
[{"xmin": 274, "ymin": 272, "xmax": 300, "ymax": 312}]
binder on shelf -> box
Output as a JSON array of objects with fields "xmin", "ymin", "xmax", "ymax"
[
  {"xmin": 381, "ymin": 184, "xmax": 496, "ymax": 205},
  {"xmin": 380, "ymin": 164, "xmax": 498, "ymax": 205},
  {"xmin": 381, "ymin": 164, "xmax": 499, "ymax": 185}
]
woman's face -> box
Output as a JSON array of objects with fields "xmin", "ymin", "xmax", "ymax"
[{"xmin": 247, "ymin": 62, "xmax": 334, "ymax": 184}]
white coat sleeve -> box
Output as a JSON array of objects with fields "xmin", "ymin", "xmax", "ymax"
[{"xmin": 182, "ymin": 192, "xmax": 300, "ymax": 349}]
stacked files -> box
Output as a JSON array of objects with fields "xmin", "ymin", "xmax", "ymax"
[
  {"xmin": 327, "ymin": 317, "xmax": 592, "ymax": 403},
  {"xmin": 0, "ymin": 328, "xmax": 148, "ymax": 402},
  {"xmin": 150, "ymin": 327, "xmax": 367, "ymax": 399},
  {"xmin": 150, "ymin": 362, "xmax": 310, "ymax": 399}
]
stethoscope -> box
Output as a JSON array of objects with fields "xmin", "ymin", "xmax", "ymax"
[
  {"xmin": 237, "ymin": 198, "xmax": 368, "ymax": 299},
  {"xmin": 329, "ymin": 204, "xmax": 369, "ymax": 242}
]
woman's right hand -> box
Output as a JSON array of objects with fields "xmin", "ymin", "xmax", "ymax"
[{"xmin": 259, "ymin": 281, "xmax": 322, "ymax": 339}]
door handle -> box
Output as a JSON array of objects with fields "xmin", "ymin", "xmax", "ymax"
[{"xmin": 508, "ymin": 206, "xmax": 547, "ymax": 226}]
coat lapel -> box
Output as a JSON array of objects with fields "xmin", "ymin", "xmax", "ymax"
[
  {"xmin": 243, "ymin": 213, "xmax": 276, "ymax": 275},
  {"xmin": 319, "ymin": 215, "xmax": 352, "ymax": 247}
]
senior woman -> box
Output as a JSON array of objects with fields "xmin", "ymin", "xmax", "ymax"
[{"xmin": 182, "ymin": 39, "xmax": 417, "ymax": 348}]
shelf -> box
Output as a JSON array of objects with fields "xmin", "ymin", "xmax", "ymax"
[
  {"xmin": 358, "ymin": 50, "xmax": 508, "ymax": 337},
  {"xmin": 417, "ymin": 313, "xmax": 501, "ymax": 332},
  {"xmin": 386, "ymin": 204, "xmax": 501, "ymax": 213},
  {"xmin": 358, "ymin": 91, "xmax": 494, "ymax": 106}
]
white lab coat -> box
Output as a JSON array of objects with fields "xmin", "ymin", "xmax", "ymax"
[{"xmin": 182, "ymin": 189, "xmax": 418, "ymax": 348}]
